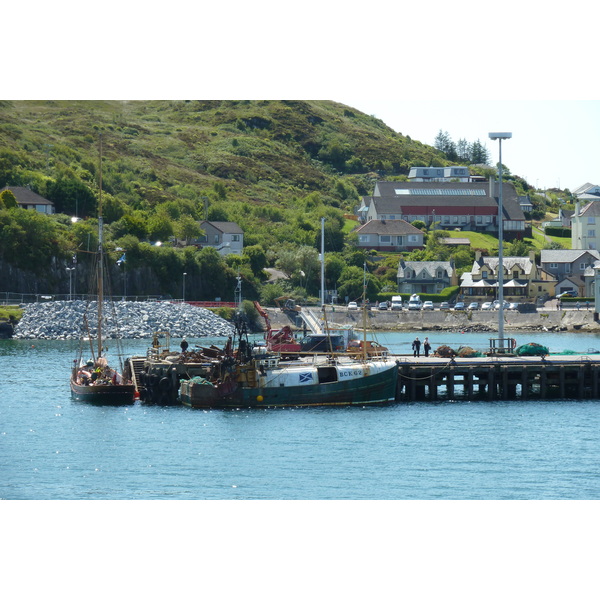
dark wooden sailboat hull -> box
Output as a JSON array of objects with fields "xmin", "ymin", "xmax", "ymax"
[{"xmin": 70, "ymin": 376, "xmax": 136, "ymax": 405}]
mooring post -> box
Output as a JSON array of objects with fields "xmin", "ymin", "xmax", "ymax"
[
  {"xmin": 521, "ymin": 369, "xmax": 528, "ymax": 400},
  {"xmin": 430, "ymin": 371, "xmax": 437, "ymax": 402},
  {"xmin": 502, "ymin": 367, "xmax": 509, "ymax": 400},
  {"xmin": 447, "ymin": 368, "xmax": 454, "ymax": 400},
  {"xmin": 559, "ymin": 366, "xmax": 565, "ymax": 398},
  {"xmin": 488, "ymin": 366, "xmax": 496, "ymax": 401},
  {"xmin": 467, "ymin": 368, "xmax": 474, "ymax": 401},
  {"xmin": 540, "ymin": 366, "xmax": 547, "ymax": 399}
]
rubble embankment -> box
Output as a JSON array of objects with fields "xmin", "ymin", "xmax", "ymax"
[{"xmin": 12, "ymin": 300, "xmax": 234, "ymax": 340}]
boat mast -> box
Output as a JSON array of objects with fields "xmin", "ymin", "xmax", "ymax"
[
  {"xmin": 97, "ymin": 134, "xmax": 104, "ymax": 358},
  {"xmin": 362, "ymin": 262, "xmax": 367, "ymax": 360},
  {"xmin": 320, "ymin": 217, "xmax": 325, "ymax": 308}
]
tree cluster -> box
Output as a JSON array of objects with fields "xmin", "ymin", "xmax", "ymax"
[{"xmin": 434, "ymin": 130, "xmax": 491, "ymax": 165}]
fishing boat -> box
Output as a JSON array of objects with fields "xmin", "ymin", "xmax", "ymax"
[
  {"xmin": 178, "ymin": 309, "xmax": 398, "ymax": 409},
  {"xmin": 70, "ymin": 136, "xmax": 136, "ymax": 405}
]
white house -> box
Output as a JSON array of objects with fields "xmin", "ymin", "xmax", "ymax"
[
  {"xmin": 572, "ymin": 201, "xmax": 600, "ymax": 250},
  {"xmin": 195, "ymin": 221, "xmax": 244, "ymax": 256}
]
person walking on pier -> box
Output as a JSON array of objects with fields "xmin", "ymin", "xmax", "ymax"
[
  {"xmin": 412, "ymin": 337, "xmax": 421, "ymax": 358},
  {"xmin": 423, "ymin": 337, "xmax": 431, "ymax": 358}
]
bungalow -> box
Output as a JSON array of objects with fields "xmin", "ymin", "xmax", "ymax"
[
  {"xmin": 408, "ymin": 166, "xmax": 471, "ymax": 182},
  {"xmin": 194, "ymin": 221, "xmax": 244, "ymax": 256},
  {"xmin": 1, "ymin": 186, "xmax": 55, "ymax": 214},
  {"xmin": 460, "ymin": 250, "xmax": 556, "ymax": 300},
  {"xmin": 397, "ymin": 260, "xmax": 457, "ymax": 294},
  {"xmin": 353, "ymin": 219, "xmax": 424, "ymax": 252},
  {"xmin": 358, "ymin": 180, "xmax": 527, "ymax": 240}
]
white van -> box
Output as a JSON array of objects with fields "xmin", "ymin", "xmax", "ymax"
[{"xmin": 391, "ymin": 296, "xmax": 403, "ymax": 311}]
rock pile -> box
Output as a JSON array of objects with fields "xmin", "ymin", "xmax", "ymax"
[{"xmin": 12, "ymin": 300, "xmax": 235, "ymax": 340}]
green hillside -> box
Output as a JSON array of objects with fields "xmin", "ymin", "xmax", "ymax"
[{"xmin": 0, "ymin": 100, "xmax": 529, "ymax": 303}]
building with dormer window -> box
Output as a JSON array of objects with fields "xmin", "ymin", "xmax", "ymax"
[
  {"xmin": 460, "ymin": 250, "xmax": 556, "ymax": 300},
  {"xmin": 396, "ymin": 260, "xmax": 457, "ymax": 294}
]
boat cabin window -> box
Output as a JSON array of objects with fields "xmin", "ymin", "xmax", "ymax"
[{"xmin": 317, "ymin": 366, "xmax": 338, "ymax": 384}]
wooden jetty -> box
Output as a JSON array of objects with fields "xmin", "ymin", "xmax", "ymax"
[{"xmin": 393, "ymin": 355, "xmax": 600, "ymax": 401}]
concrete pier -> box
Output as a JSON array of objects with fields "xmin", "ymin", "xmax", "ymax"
[{"xmin": 393, "ymin": 354, "xmax": 600, "ymax": 401}]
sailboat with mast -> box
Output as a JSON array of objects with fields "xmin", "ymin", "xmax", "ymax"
[{"xmin": 70, "ymin": 135, "xmax": 136, "ymax": 404}]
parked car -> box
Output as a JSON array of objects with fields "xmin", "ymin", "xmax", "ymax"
[
  {"xmin": 422, "ymin": 301, "xmax": 434, "ymax": 310},
  {"xmin": 468, "ymin": 302, "xmax": 480, "ymax": 310},
  {"xmin": 492, "ymin": 300, "xmax": 510, "ymax": 309},
  {"xmin": 557, "ymin": 291, "xmax": 577, "ymax": 298},
  {"xmin": 378, "ymin": 301, "xmax": 388, "ymax": 310},
  {"xmin": 347, "ymin": 301, "xmax": 358, "ymax": 310},
  {"xmin": 439, "ymin": 301, "xmax": 450, "ymax": 310},
  {"xmin": 454, "ymin": 302, "xmax": 465, "ymax": 310},
  {"xmin": 481, "ymin": 301, "xmax": 493, "ymax": 310},
  {"xmin": 508, "ymin": 302, "xmax": 519, "ymax": 310},
  {"xmin": 408, "ymin": 299, "xmax": 422, "ymax": 311}
]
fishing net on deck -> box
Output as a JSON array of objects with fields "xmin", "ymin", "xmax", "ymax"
[
  {"xmin": 457, "ymin": 346, "xmax": 485, "ymax": 358},
  {"xmin": 515, "ymin": 342, "xmax": 549, "ymax": 357},
  {"xmin": 435, "ymin": 345, "xmax": 457, "ymax": 358}
]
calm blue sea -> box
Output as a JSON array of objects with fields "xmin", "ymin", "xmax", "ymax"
[{"xmin": 2, "ymin": 331, "xmax": 600, "ymax": 500}]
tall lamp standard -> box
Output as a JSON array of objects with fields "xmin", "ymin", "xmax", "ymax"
[
  {"xmin": 183, "ymin": 272, "xmax": 187, "ymax": 303},
  {"xmin": 488, "ymin": 132, "xmax": 512, "ymax": 349},
  {"xmin": 66, "ymin": 267, "xmax": 75, "ymax": 301}
]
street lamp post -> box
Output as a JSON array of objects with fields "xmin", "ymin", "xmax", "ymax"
[
  {"xmin": 183, "ymin": 272, "xmax": 187, "ymax": 303},
  {"xmin": 488, "ymin": 132, "xmax": 512, "ymax": 350},
  {"xmin": 66, "ymin": 267, "xmax": 75, "ymax": 300}
]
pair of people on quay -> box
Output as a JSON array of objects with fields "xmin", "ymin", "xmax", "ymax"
[{"xmin": 412, "ymin": 337, "xmax": 431, "ymax": 358}]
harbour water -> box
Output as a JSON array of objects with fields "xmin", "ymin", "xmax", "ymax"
[{"xmin": 2, "ymin": 331, "xmax": 600, "ymax": 500}]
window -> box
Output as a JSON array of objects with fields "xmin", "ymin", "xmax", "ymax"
[
  {"xmin": 214, "ymin": 235, "xmax": 220, "ymax": 243},
  {"xmin": 359, "ymin": 235, "xmax": 369, "ymax": 242},
  {"xmin": 580, "ymin": 263, "xmax": 587, "ymax": 270},
  {"xmin": 565, "ymin": 264, "xmax": 571, "ymax": 272},
  {"xmin": 453, "ymin": 216, "xmax": 458, "ymax": 224},
  {"xmin": 422, "ymin": 271, "xmax": 427, "ymax": 279},
  {"xmin": 485, "ymin": 216, "xmax": 492, "ymax": 224},
  {"xmin": 380, "ymin": 235, "xmax": 391, "ymax": 244},
  {"xmin": 443, "ymin": 216, "xmax": 450, "ymax": 224},
  {"xmin": 231, "ymin": 234, "xmax": 240, "ymax": 242},
  {"xmin": 477, "ymin": 215, "xmax": 483, "ymax": 224},
  {"xmin": 461, "ymin": 216, "xmax": 467, "ymax": 224},
  {"xmin": 482, "ymin": 271, "xmax": 488, "ymax": 279},
  {"xmin": 588, "ymin": 217, "xmax": 596, "ymax": 225},
  {"xmin": 408, "ymin": 235, "xmax": 419, "ymax": 243},
  {"xmin": 588, "ymin": 230, "xmax": 596, "ymax": 237}
]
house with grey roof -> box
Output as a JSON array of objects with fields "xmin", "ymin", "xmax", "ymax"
[
  {"xmin": 460, "ymin": 250, "xmax": 556, "ymax": 300},
  {"xmin": 1, "ymin": 186, "xmax": 55, "ymax": 214},
  {"xmin": 193, "ymin": 221, "xmax": 244, "ymax": 256},
  {"xmin": 540, "ymin": 249, "xmax": 600, "ymax": 296},
  {"xmin": 573, "ymin": 182, "xmax": 600, "ymax": 201},
  {"xmin": 518, "ymin": 195, "xmax": 533, "ymax": 212},
  {"xmin": 353, "ymin": 219, "xmax": 424, "ymax": 252},
  {"xmin": 357, "ymin": 180, "xmax": 527, "ymax": 240},
  {"xmin": 397, "ymin": 260, "xmax": 457, "ymax": 294}
]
